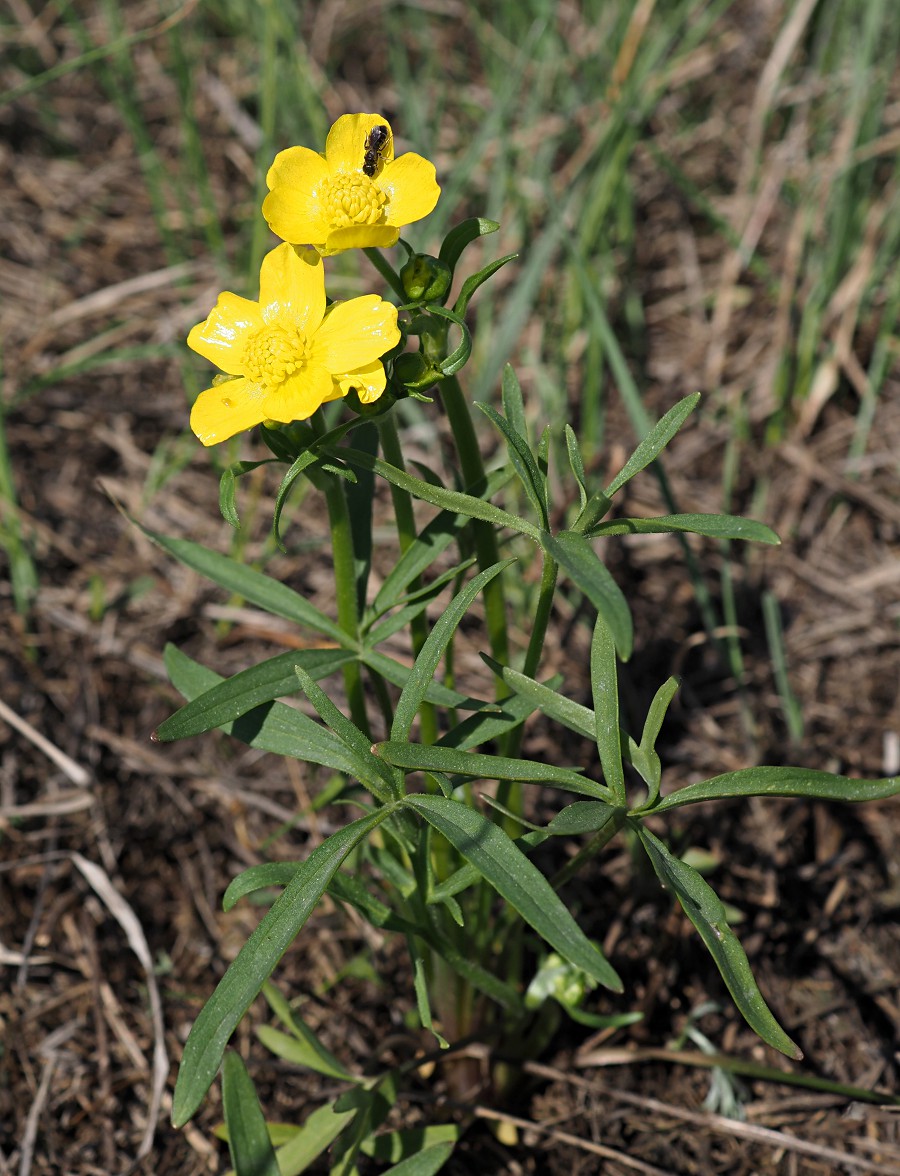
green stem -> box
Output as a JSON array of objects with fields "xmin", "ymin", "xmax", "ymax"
[
  {"xmin": 321, "ymin": 473, "xmax": 369, "ymax": 737},
  {"xmin": 506, "ymin": 552, "xmax": 558, "ymax": 760},
  {"xmin": 378, "ymin": 412, "xmax": 438, "ymax": 745},
  {"xmin": 364, "ymin": 247, "xmax": 406, "ymax": 301},
  {"xmin": 551, "ymin": 809, "xmax": 627, "ymax": 890},
  {"xmin": 440, "ymin": 375, "xmax": 510, "ymax": 674}
]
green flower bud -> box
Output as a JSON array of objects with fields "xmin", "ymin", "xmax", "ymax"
[
  {"xmin": 393, "ymin": 352, "xmax": 438, "ymax": 391},
  {"xmin": 399, "ymin": 253, "xmax": 452, "ymax": 304}
]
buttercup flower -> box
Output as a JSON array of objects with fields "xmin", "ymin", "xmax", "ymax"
[
  {"xmin": 188, "ymin": 243, "xmax": 400, "ymax": 446},
  {"xmin": 263, "ymin": 113, "xmax": 440, "ymax": 256}
]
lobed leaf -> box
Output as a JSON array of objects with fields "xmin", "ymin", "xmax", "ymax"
[
  {"xmin": 482, "ymin": 656, "xmax": 595, "ymax": 740},
  {"xmin": 476, "ymin": 401, "xmax": 548, "ymax": 527}
]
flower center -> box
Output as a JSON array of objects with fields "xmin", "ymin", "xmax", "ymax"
[
  {"xmin": 321, "ymin": 174, "xmax": 387, "ymax": 228},
  {"xmin": 241, "ymin": 324, "xmax": 310, "ymax": 386}
]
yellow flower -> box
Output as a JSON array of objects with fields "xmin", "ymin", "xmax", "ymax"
[
  {"xmin": 263, "ymin": 113, "xmax": 440, "ymax": 256},
  {"xmin": 187, "ymin": 244, "xmax": 400, "ymax": 446}
]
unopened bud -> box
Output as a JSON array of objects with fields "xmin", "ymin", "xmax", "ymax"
[{"xmin": 400, "ymin": 254, "xmax": 452, "ymax": 304}]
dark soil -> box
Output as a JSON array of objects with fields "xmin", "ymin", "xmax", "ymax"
[{"xmin": 2, "ymin": 3, "xmax": 899, "ymax": 1173}]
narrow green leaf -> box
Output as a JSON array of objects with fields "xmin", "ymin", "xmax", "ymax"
[
  {"xmin": 501, "ymin": 364, "xmax": 527, "ymax": 440},
  {"xmin": 137, "ymin": 524, "xmax": 349, "ymax": 646},
  {"xmin": 629, "ymin": 676, "xmax": 680, "ymax": 807},
  {"xmin": 452, "ymin": 253, "xmax": 517, "ymax": 318},
  {"xmin": 364, "ymin": 556, "xmax": 477, "ymax": 646},
  {"xmin": 294, "ymin": 666, "xmax": 399, "ymax": 802},
  {"xmin": 361, "ymin": 648, "xmax": 479, "ymax": 710},
  {"xmin": 476, "ymin": 402, "xmax": 548, "ymax": 527},
  {"xmin": 272, "ymin": 450, "xmax": 319, "ymax": 551},
  {"xmin": 542, "ymin": 530, "xmax": 633, "ymax": 660},
  {"xmin": 391, "ymin": 561, "xmax": 515, "ymax": 741},
  {"xmin": 223, "ymin": 863, "xmax": 299, "ymax": 911},
  {"xmin": 362, "ymin": 1125, "xmax": 458, "ymax": 1165},
  {"xmin": 156, "ymin": 648, "xmax": 354, "ymax": 742},
  {"xmin": 423, "ymin": 304, "xmax": 472, "ymax": 377},
  {"xmin": 408, "ymin": 935, "xmax": 448, "ymax": 1048},
  {"xmin": 274, "ymin": 1102, "xmax": 355, "ymax": 1176},
  {"xmin": 435, "ymin": 688, "xmax": 541, "ymax": 751},
  {"xmin": 481, "ymin": 656, "xmax": 595, "ymax": 740},
  {"xmin": 564, "ymin": 425, "xmax": 588, "ymax": 510},
  {"xmin": 438, "ymin": 216, "xmax": 500, "ymax": 274},
  {"xmin": 260, "ymin": 982, "xmax": 358, "ymax": 1083},
  {"xmin": 334, "ymin": 447, "xmax": 542, "ymax": 541},
  {"xmin": 405, "ymin": 795, "xmax": 622, "ymax": 992},
  {"xmin": 218, "ymin": 460, "xmax": 275, "ymax": 529},
  {"xmin": 635, "ymin": 825, "xmax": 801, "ymax": 1059},
  {"xmin": 603, "ymin": 393, "xmax": 701, "ymax": 497},
  {"xmin": 171, "ymin": 809, "xmax": 387, "ymax": 1127},
  {"xmin": 589, "ymin": 513, "xmax": 780, "ymax": 545},
  {"xmin": 382, "ymin": 1143, "xmax": 455, "ymax": 1176},
  {"xmin": 547, "ymin": 801, "xmax": 617, "ymax": 836},
  {"xmin": 652, "ymin": 766, "xmax": 900, "ymax": 813},
  {"xmin": 221, "ymin": 1051, "xmax": 280, "ymax": 1176},
  {"xmin": 374, "ymin": 741, "xmax": 611, "ymax": 801},
  {"xmin": 162, "ymin": 645, "xmax": 360, "ymax": 776},
  {"xmin": 590, "ymin": 615, "xmax": 626, "ymax": 804},
  {"xmin": 257, "ymin": 1026, "xmax": 356, "ymax": 1082}
]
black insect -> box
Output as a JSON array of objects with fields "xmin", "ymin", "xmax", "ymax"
[{"xmin": 362, "ymin": 125, "xmax": 389, "ymax": 177}]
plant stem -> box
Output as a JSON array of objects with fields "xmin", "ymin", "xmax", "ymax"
[
  {"xmin": 440, "ymin": 375, "xmax": 510, "ymax": 674},
  {"xmin": 505, "ymin": 551, "xmax": 558, "ymax": 760},
  {"xmin": 364, "ymin": 247, "xmax": 406, "ymax": 301},
  {"xmin": 551, "ymin": 808, "xmax": 626, "ymax": 890},
  {"xmin": 378, "ymin": 412, "xmax": 438, "ymax": 745},
  {"xmin": 321, "ymin": 473, "xmax": 369, "ymax": 737}
]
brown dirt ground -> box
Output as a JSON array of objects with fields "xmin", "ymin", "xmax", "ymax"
[{"xmin": 2, "ymin": 3, "xmax": 899, "ymax": 1173}]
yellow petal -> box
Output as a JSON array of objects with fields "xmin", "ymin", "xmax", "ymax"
[
  {"xmin": 258, "ymin": 243, "xmax": 325, "ymax": 336},
  {"xmin": 260, "ymin": 364, "xmax": 333, "ymax": 423},
  {"xmin": 190, "ymin": 378, "xmax": 267, "ymax": 446},
  {"xmin": 311, "ymin": 296, "xmax": 400, "ymax": 373},
  {"xmin": 379, "ymin": 153, "xmax": 441, "ymax": 228},
  {"xmin": 320, "ymin": 224, "xmax": 400, "ymax": 256},
  {"xmin": 335, "ymin": 360, "xmax": 387, "ymax": 405},
  {"xmin": 187, "ymin": 293, "xmax": 264, "ymax": 373},
  {"xmin": 264, "ymin": 146, "xmax": 331, "ymax": 244},
  {"xmin": 326, "ymin": 113, "xmax": 394, "ymax": 175}
]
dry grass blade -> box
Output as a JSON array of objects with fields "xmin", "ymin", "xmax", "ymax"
[
  {"xmin": 70, "ymin": 855, "xmax": 168, "ymax": 1164},
  {"xmin": 0, "ymin": 698, "xmax": 90, "ymax": 788}
]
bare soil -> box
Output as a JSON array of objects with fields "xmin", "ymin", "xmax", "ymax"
[{"xmin": 2, "ymin": 3, "xmax": 899, "ymax": 1173}]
